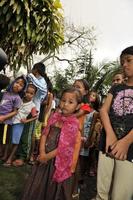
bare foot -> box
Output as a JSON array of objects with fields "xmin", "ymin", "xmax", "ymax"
[{"xmin": 12, "ymin": 159, "xmax": 25, "ymax": 167}]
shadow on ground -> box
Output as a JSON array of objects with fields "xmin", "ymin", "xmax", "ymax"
[
  {"xmin": 80, "ymin": 175, "xmax": 97, "ymax": 200},
  {"xmin": 0, "ymin": 165, "xmax": 31, "ymax": 200}
]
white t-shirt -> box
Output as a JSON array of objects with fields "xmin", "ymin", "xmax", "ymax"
[{"xmin": 13, "ymin": 101, "xmax": 36, "ymax": 124}]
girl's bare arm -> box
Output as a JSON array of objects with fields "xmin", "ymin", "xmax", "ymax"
[
  {"xmin": 0, "ymin": 109, "xmax": 18, "ymax": 122},
  {"xmin": 100, "ymin": 93, "xmax": 117, "ymax": 152},
  {"xmin": 38, "ymin": 134, "xmax": 57, "ymax": 163}
]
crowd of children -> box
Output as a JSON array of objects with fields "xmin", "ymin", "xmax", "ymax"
[{"xmin": 0, "ymin": 46, "xmax": 133, "ymax": 200}]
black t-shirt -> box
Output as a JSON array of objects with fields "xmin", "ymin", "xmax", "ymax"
[{"xmin": 99, "ymin": 84, "xmax": 133, "ymax": 163}]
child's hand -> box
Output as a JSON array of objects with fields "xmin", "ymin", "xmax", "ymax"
[
  {"xmin": 106, "ymin": 133, "xmax": 117, "ymax": 155},
  {"xmin": 0, "ymin": 115, "xmax": 6, "ymax": 122},
  {"xmin": 37, "ymin": 153, "xmax": 48, "ymax": 163},
  {"xmin": 110, "ymin": 138, "xmax": 130, "ymax": 160},
  {"xmin": 89, "ymin": 143, "xmax": 94, "ymax": 148},
  {"xmin": 42, "ymin": 122, "xmax": 47, "ymax": 128},
  {"xmin": 81, "ymin": 137, "xmax": 87, "ymax": 142},
  {"xmin": 20, "ymin": 118, "xmax": 27, "ymax": 123}
]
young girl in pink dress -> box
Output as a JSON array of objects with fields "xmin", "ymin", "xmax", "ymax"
[{"xmin": 21, "ymin": 87, "xmax": 82, "ymax": 200}]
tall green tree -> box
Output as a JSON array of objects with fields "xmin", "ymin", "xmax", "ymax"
[
  {"xmin": 74, "ymin": 48, "xmax": 121, "ymax": 95},
  {"xmin": 0, "ymin": 0, "xmax": 64, "ymax": 72},
  {"xmin": 53, "ymin": 52, "xmax": 121, "ymax": 95},
  {"xmin": 48, "ymin": 23, "xmax": 121, "ymax": 95},
  {"xmin": 49, "ymin": 24, "xmax": 96, "ymax": 90}
]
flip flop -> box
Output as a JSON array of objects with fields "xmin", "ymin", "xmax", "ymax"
[
  {"xmin": 72, "ymin": 193, "xmax": 79, "ymax": 199},
  {"xmin": 3, "ymin": 162, "xmax": 12, "ymax": 167},
  {"xmin": 28, "ymin": 160, "xmax": 35, "ymax": 165}
]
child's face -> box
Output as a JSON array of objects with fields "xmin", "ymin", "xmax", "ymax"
[
  {"xmin": 59, "ymin": 92, "xmax": 79, "ymax": 116},
  {"xmin": 89, "ymin": 92, "xmax": 97, "ymax": 103},
  {"xmin": 73, "ymin": 81, "xmax": 87, "ymax": 96},
  {"xmin": 12, "ymin": 79, "xmax": 25, "ymax": 93},
  {"xmin": 24, "ymin": 86, "xmax": 36, "ymax": 101},
  {"xmin": 112, "ymin": 74, "xmax": 124, "ymax": 85},
  {"xmin": 121, "ymin": 55, "xmax": 133, "ymax": 78}
]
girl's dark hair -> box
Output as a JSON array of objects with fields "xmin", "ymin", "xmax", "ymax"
[
  {"xmin": 33, "ymin": 62, "xmax": 46, "ymax": 77},
  {"xmin": 61, "ymin": 87, "xmax": 82, "ymax": 104},
  {"xmin": 46, "ymin": 77, "xmax": 53, "ymax": 93},
  {"xmin": 7, "ymin": 75, "xmax": 27, "ymax": 97},
  {"xmin": 75, "ymin": 79, "xmax": 90, "ymax": 92},
  {"xmin": 32, "ymin": 62, "xmax": 50, "ymax": 87},
  {"xmin": 120, "ymin": 46, "xmax": 133, "ymax": 58}
]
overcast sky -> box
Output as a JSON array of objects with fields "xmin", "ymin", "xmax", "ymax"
[{"xmin": 60, "ymin": 0, "xmax": 133, "ymax": 63}]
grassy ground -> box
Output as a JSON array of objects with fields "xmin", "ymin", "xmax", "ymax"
[
  {"xmin": 0, "ymin": 164, "xmax": 31, "ymax": 200},
  {"xmin": 0, "ymin": 164, "xmax": 96, "ymax": 200}
]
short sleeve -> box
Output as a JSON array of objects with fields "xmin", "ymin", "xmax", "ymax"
[
  {"xmin": 13, "ymin": 96, "xmax": 22, "ymax": 109},
  {"xmin": 108, "ymin": 84, "xmax": 120, "ymax": 96}
]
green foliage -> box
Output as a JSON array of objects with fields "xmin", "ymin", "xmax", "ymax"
[
  {"xmin": 92, "ymin": 61, "xmax": 121, "ymax": 95},
  {"xmin": 53, "ymin": 71, "xmax": 71, "ymax": 91},
  {"xmin": 53, "ymin": 54, "xmax": 121, "ymax": 96},
  {"xmin": 0, "ymin": 0, "xmax": 64, "ymax": 70},
  {"xmin": 51, "ymin": 24, "xmax": 121, "ymax": 95},
  {"xmin": 73, "ymin": 50, "xmax": 121, "ymax": 95}
]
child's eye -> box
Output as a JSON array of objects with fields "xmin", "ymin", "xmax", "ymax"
[
  {"xmin": 69, "ymin": 101, "xmax": 73, "ymax": 104},
  {"xmin": 74, "ymin": 86, "xmax": 80, "ymax": 89},
  {"xmin": 127, "ymin": 59, "xmax": 133, "ymax": 63}
]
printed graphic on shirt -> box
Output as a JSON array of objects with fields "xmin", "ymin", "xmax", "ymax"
[{"xmin": 112, "ymin": 89, "xmax": 133, "ymax": 116}]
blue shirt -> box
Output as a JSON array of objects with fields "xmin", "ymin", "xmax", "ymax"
[{"xmin": 27, "ymin": 73, "xmax": 47, "ymax": 111}]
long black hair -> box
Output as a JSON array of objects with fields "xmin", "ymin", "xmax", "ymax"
[
  {"xmin": 120, "ymin": 46, "xmax": 133, "ymax": 58},
  {"xmin": 32, "ymin": 62, "xmax": 50, "ymax": 86}
]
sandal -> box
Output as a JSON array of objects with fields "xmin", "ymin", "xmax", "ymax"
[
  {"xmin": 28, "ymin": 160, "xmax": 35, "ymax": 165},
  {"xmin": 72, "ymin": 193, "xmax": 79, "ymax": 200},
  {"xmin": 89, "ymin": 170, "xmax": 96, "ymax": 177},
  {"xmin": 3, "ymin": 162, "xmax": 12, "ymax": 167}
]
